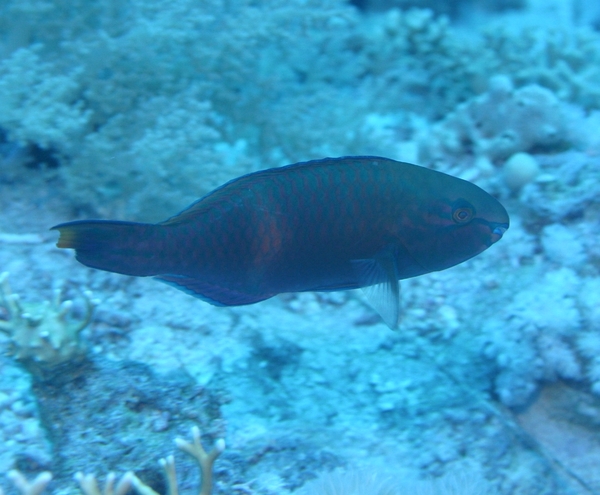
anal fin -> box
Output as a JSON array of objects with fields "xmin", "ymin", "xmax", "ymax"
[{"xmin": 155, "ymin": 274, "xmax": 272, "ymax": 307}]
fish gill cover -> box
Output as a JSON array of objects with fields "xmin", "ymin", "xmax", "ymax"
[{"xmin": 1, "ymin": 1, "xmax": 600, "ymax": 494}]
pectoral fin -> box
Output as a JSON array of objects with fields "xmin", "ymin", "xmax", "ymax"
[{"xmin": 352, "ymin": 254, "xmax": 401, "ymax": 329}]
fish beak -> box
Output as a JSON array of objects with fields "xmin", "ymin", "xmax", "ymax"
[{"xmin": 490, "ymin": 224, "xmax": 508, "ymax": 244}]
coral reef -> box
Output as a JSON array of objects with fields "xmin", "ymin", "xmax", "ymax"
[
  {"xmin": 1, "ymin": 426, "xmax": 225, "ymax": 495},
  {"xmin": 0, "ymin": 356, "xmax": 51, "ymax": 480},
  {"xmin": 482, "ymin": 267, "xmax": 582, "ymax": 408},
  {"xmin": 76, "ymin": 426, "xmax": 225, "ymax": 495},
  {"xmin": 0, "ymin": 272, "xmax": 96, "ymax": 372},
  {"xmin": 482, "ymin": 21, "xmax": 600, "ymax": 110},
  {"xmin": 25, "ymin": 356, "xmax": 225, "ymax": 491},
  {"xmin": 417, "ymin": 76, "xmax": 579, "ymax": 169},
  {"xmin": 0, "ymin": 0, "xmax": 371, "ymax": 219},
  {"xmin": 0, "ymin": 431, "xmax": 510, "ymax": 495},
  {"xmin": 298, "ymin": 468, "xmax": 499, "ymax": 495},
  {"xmin": 520, "ymin": 151, "xmax": 600, "ymax": 223},
  {"xmin": 1, "ymin": 2, "xmax": 600, "ymax": 219},
  {"xmin": 1, "ymin": 1, "xmax": 600, "ymax": 494}
]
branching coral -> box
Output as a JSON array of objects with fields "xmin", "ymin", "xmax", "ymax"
[
  {"xmin": 1, "ymin": 426, "xmax": 225, "ymax": 495},
  {"xmin": 0, "ymin": 272, "xmax": 96, "ymax": 370},
  {"xmin": 0, "ymin": 471, "xmax": 52, "ymax": 495},
  {"xmin": 118, "ymin": 426, "xmax": 225, "ymax": 495}
]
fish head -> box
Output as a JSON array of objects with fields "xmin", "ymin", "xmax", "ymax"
[{"xmin": 399, "ymin": 176, "xmax": 509, "ymax": 273}]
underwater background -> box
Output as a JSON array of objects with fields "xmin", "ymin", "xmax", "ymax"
[{"xmin": 1, "ymin": 0, "xmax": 600, "ymax": 493}]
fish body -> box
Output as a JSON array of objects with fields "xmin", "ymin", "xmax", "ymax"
[{"xmin": 52, "ymin": 156, "xmax": 509, "ymax": 327}]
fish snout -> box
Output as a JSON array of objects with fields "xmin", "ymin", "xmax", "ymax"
[{"xmin": 490, "ymin": 223, "xmax": 509, "ymax": 244}]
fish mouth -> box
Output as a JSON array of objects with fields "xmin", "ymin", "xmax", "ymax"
[{"xmin": 490, "ymin": 223, "xmax": 509, "ymax": 244}]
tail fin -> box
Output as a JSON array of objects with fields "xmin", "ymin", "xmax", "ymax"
[{"xmin": 51, "ymin": 220, "xmax": 168, "ymax": 277}]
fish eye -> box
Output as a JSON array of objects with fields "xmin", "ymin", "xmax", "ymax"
[{"xmin": 452, "ymin": 205, "xmax": 474, "ymax": 224}]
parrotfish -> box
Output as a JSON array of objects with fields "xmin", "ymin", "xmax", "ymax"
[{"xmin": 52, "ymin": 156, "xmax": 509, "ymax": 328}]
